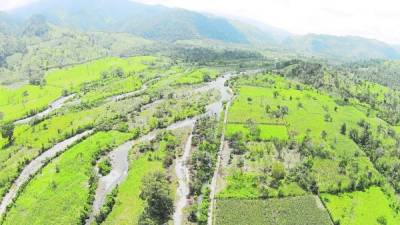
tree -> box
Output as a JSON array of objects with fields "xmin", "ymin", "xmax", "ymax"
[
  {"xmin": 273, "ymin": 91, "xmax": 279, "ymax": 98},
  {"xmin": 202, "ymin": 73, "xmax": 211, "ymax": 82},
  {"xmin": 324, "ymin": 113, "xmax": 332, "ymax": 122},
  {"xmin": 139, "ymin": 171, "xmax": 174, "ymax": 225},
  {"xmin": 297, "ymin": 102, "xmax": 303, "ymax": 109},
  {"xmin": 321, "ymin": 130, "xmax": 328, "ymax": 140},
  {"xmin": 377, "ymin": 216, "xmax": 387, "ymax": 225},
  {"xmin": 272, "ymin": 138, "xmax": 285, "ymax": 160},
  {"xmin": 265, "ymin": 104, "xmax": 271, "ymax": 113},
  {"xmin": 229, "ymin": 132, "xmax": 247, "ymax": 154},
  {"xmin": 113, "ymin": 67, "xmax": 124, "ymax": 77},
  {"xmin": 271, "ymin": 162, "xmax": 285, "ymax": 181},
  {"xmin": 340, "ymin": 123, "xmax": 347, "ymax": 135},
  {"xmin": 1, "ymin": 122, "xmax": 15, "ymax": 143},
  {"xmin": 245, "ymin": 119, "xmax": 260, "ymax": 140},
  {"xmin": 349, "ymin": 128, "xmax": 359, "ymax": 143}
]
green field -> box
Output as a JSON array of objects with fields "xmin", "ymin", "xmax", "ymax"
[
  {"xmin": 226, "ymin": 123, "xmax": 288, "ymax": 140},
  {"xmin": 215, "ymin": 195, "xmax": 332, "ymax": 225},
  {"xmin": 2, "ymin": 131, "xmax": 131, "ymax": 225},
  {"xmin": 321, "ymin": 187, "xmax": 400, "ymax": 225},
  {"xmin": 103, "ymin": 150, "xmax": 164, "ymax": 225},
  {"xmin": 217, "ymin": 72, "xmax": 400, "ymax": 224},
  {"xmin": 0, "ymin": 85, "xmax": 62, "ymax": 122},
  {"xmin": 174, "ymin": 68, "xmax": 218, "ymax": 85},
  {"xmin": 45, "ymin": 56, "xmax": 156, "ymax": 90}
]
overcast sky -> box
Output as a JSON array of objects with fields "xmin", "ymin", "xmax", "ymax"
[{"xmin": 1, "ymin": 0, "xmax": 400, "ymax": 44}]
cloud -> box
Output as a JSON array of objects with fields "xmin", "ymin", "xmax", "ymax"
[
  {"xmin": 2, "ymin": 0, "xmax": 400, "ymax": 44},
  {"xmin": 0, "ymin": 0, "xmax": 38, "ymax": 11}
]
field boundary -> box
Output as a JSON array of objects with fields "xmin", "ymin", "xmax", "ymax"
[
  {"xmin": 317, "ymin": 194, "xmax": 335, "ymax": 225},
  {"xmin": 227, "ymin": 121, "xmax": 286, "ymax": 126}
]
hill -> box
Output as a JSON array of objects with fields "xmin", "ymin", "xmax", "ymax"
[
  {"xmin": 7, "ymin": 0, "xmax": 400, "ymax": 61},
  {"xmin": 10, "ymin": 0, "xmax": 248, "ymax": 43},
  {"xmin": 0, "ymin": 15, "xmax": 152, "ymax": 85},
  {"xmin": 283, "ymin": 34, "xmax": 400, "ymax": 61}
]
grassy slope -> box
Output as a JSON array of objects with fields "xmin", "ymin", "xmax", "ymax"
[
  {"xmin": 321, "ymin": 187, "xmax": 400, "ymax": 225},
  {"xmin": 0, "ymin": 85, "xmax": 62, "ymax": 122},
  {"xmin": 45, "ymin": 56, "xmax": 155, "ymax": 90},
  {"xmin": 173, "ymin": 68, "xmax": 218, "ymax": 85}
]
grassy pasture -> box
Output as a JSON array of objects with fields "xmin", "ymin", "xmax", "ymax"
[
  {"xmin": 217, "ymin": 170, "xmax": 305, "ymax": 199},
  {"xmin": 80, "ymin": 75, "xmax": 142, "ymax": 102},
  {"xmin": 321, "ymin": 187, "xmax": 400, "ymax": 225},
  {"xmin": 219, "ymin": 73, "xmax": 400, "ymax": 224},
  {"xmin": 2, "ymin": 131, "xmax": 131, "ymax": 225},
  {"xmin": 226, "ymin": 123, "xmax": 288, "ymax": 140},
  {"xmin": 312, "ymin": 157, "xmax": 382, "ymax": 193},
  {"xmin": 173, "ymin": 68, "xmax": 218, "ymax": 85},
  {"xmin": 45, "ymin": 56, "xmax": 156, "ymax": 90},
  {"xmin": 394, "ymin": 126, "xmax": 400, "ymax": 133},
  {"xmin": 215, "ymin": 195, "xmax": 332, "ymax": 225},
  {"xmin": 0, "ymin": 85, "xmax": 62, "ymax": 122}
]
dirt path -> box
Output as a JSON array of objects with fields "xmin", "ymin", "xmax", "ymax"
[
  {"xmin": 0, "ymin": 130, "xmax": 93, "ymax": 216},
  {"xmin": 13, "ymin": 94, "xmax": 76, "ymax": 125}
]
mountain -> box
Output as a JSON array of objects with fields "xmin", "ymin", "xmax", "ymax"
[
  {"xmin": 283, "ymin": 34, "xmax": 400, "ymax": 61},
  {"xmin": 0, "ymin": 13, "xmax": 153, "ymax": 85},
  {"xmin": 5, "ymin": 0, "xmax": 400, "ymax": 61},
  {"xmin": 10, "ymin": 0, "xmax": 248, "ymax": 43}
]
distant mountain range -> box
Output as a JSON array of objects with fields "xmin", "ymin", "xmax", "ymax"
[{"xmin": 3, "ymin": 0, "xmax": 400, "ymax": 61}]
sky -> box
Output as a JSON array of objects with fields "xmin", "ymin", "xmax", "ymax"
[{"xmin": 1, "ymin": 0, "xmax": 400, "ymax": 44}]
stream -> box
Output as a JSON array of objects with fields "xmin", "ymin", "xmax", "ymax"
[
  {"xmin": 86, "ymin": 73, "xmax": 235, "ymax": 225},
  {"xmin": 173, "ymin": 132, "xmax": 193, "ymax": 225},
  {"xmin": 13, "ymin": 94, "xmax": 76, "ymax": 125},
  {"xmin": 0, "ymin": 130, "xmax": 94, "ymax": 216},
  {"xmin": 86, "ymin": 118, "xmax": 196, "ymax": 225}
]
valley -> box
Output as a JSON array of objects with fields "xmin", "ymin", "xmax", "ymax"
[{"xmin": 1, "ymin": 0, "xmax": 400, "ymax": 224}]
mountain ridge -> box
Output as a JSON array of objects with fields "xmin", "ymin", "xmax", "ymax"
[{"xmin": 2, "ymin": 0, "xmax": 400, "ymax": 61}]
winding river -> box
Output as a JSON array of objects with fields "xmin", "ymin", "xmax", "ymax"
[
  {"xmin": 86, "ymin": 73, "xmax": 235, "ymax": 225},
  {"xmin": 13, "ymin": 94, "xmax": 76, "ymax": 125},
  {"xmin": 86, "ymin": 118, "xmax": 196, "ymax": 225}
]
